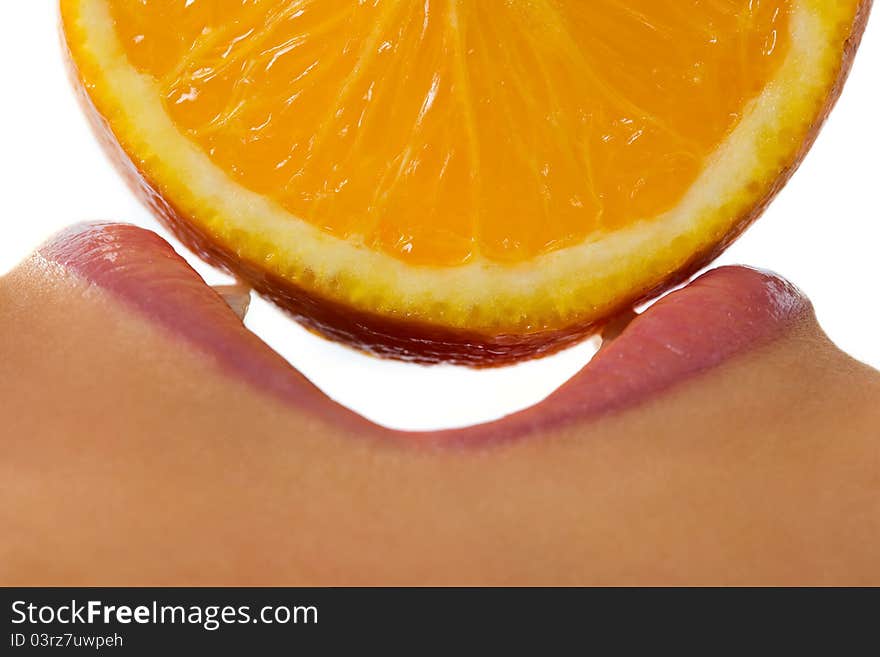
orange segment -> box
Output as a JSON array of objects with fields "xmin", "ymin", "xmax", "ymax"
[
  {"xmin": 109, "ymin": 0, "xmax": 791, "ymax": 266},
  {"xmin": 61, "ymin": 0, "xmax": 870, "ymax": 363}
]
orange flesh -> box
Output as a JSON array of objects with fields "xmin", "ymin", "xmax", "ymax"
[{"xmin": 109, "ymin": 0, "xmax": 792, "ymax": 266}]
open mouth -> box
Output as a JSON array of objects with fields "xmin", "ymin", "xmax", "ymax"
[{"xmin": 38, "ymin": 221, "xmax": 813, "ymax": 444}]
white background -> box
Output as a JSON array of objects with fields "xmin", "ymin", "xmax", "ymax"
[{"xmin": 1, "ymin": 3, "xmax": 878, "ymax": 430}]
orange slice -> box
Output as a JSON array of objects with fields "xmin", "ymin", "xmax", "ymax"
[{"xmin": 60, "ymin": 0, "xmax": 871, "ymax": 364}]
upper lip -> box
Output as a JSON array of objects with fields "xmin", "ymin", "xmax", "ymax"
[{"xmin": 39, "ymin": 222, "xmax": 813, "ymax": 446}]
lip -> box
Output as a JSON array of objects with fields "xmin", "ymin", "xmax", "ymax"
[
  {"xmin": 38, "ymin": 222, "xmax": 813, "ymax": 446},
  {"xmin": 439, "ymin": 263, "xmax": 812, "ymax": 444}
]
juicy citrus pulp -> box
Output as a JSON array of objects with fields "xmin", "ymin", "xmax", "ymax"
[
  {"xmin": 61, "ymin": 0, "xmax": 870, "ymax": 362},
  {"xmin": 110, "ymin": 0, "xmax": 792, "ymax": 266}
]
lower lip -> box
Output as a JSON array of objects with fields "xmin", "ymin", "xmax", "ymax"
[{"xmin": 427, "ymin": 265, "xmax": 812, "ymax": 445}]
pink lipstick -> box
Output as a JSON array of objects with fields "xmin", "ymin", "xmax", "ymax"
[{"xmin": 38, "ymin": 223, "xmax": 814, "ymax": 446}]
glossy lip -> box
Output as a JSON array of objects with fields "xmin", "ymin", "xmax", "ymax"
[
  {"xmin": 37, "ymin": 222, "xmax": 379, "ymax": 437},
  {"xmin": 37, "ymin": 222, "xmax": 813, "ymax": 447},
  {"xmin": 441, "ymin": 262, "xmax": 811, "ymax": 445}
]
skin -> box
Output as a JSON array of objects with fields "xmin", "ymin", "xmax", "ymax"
[{"xmin": 0, "ymin": 223, "xmax": 878, "ymax": 585}]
